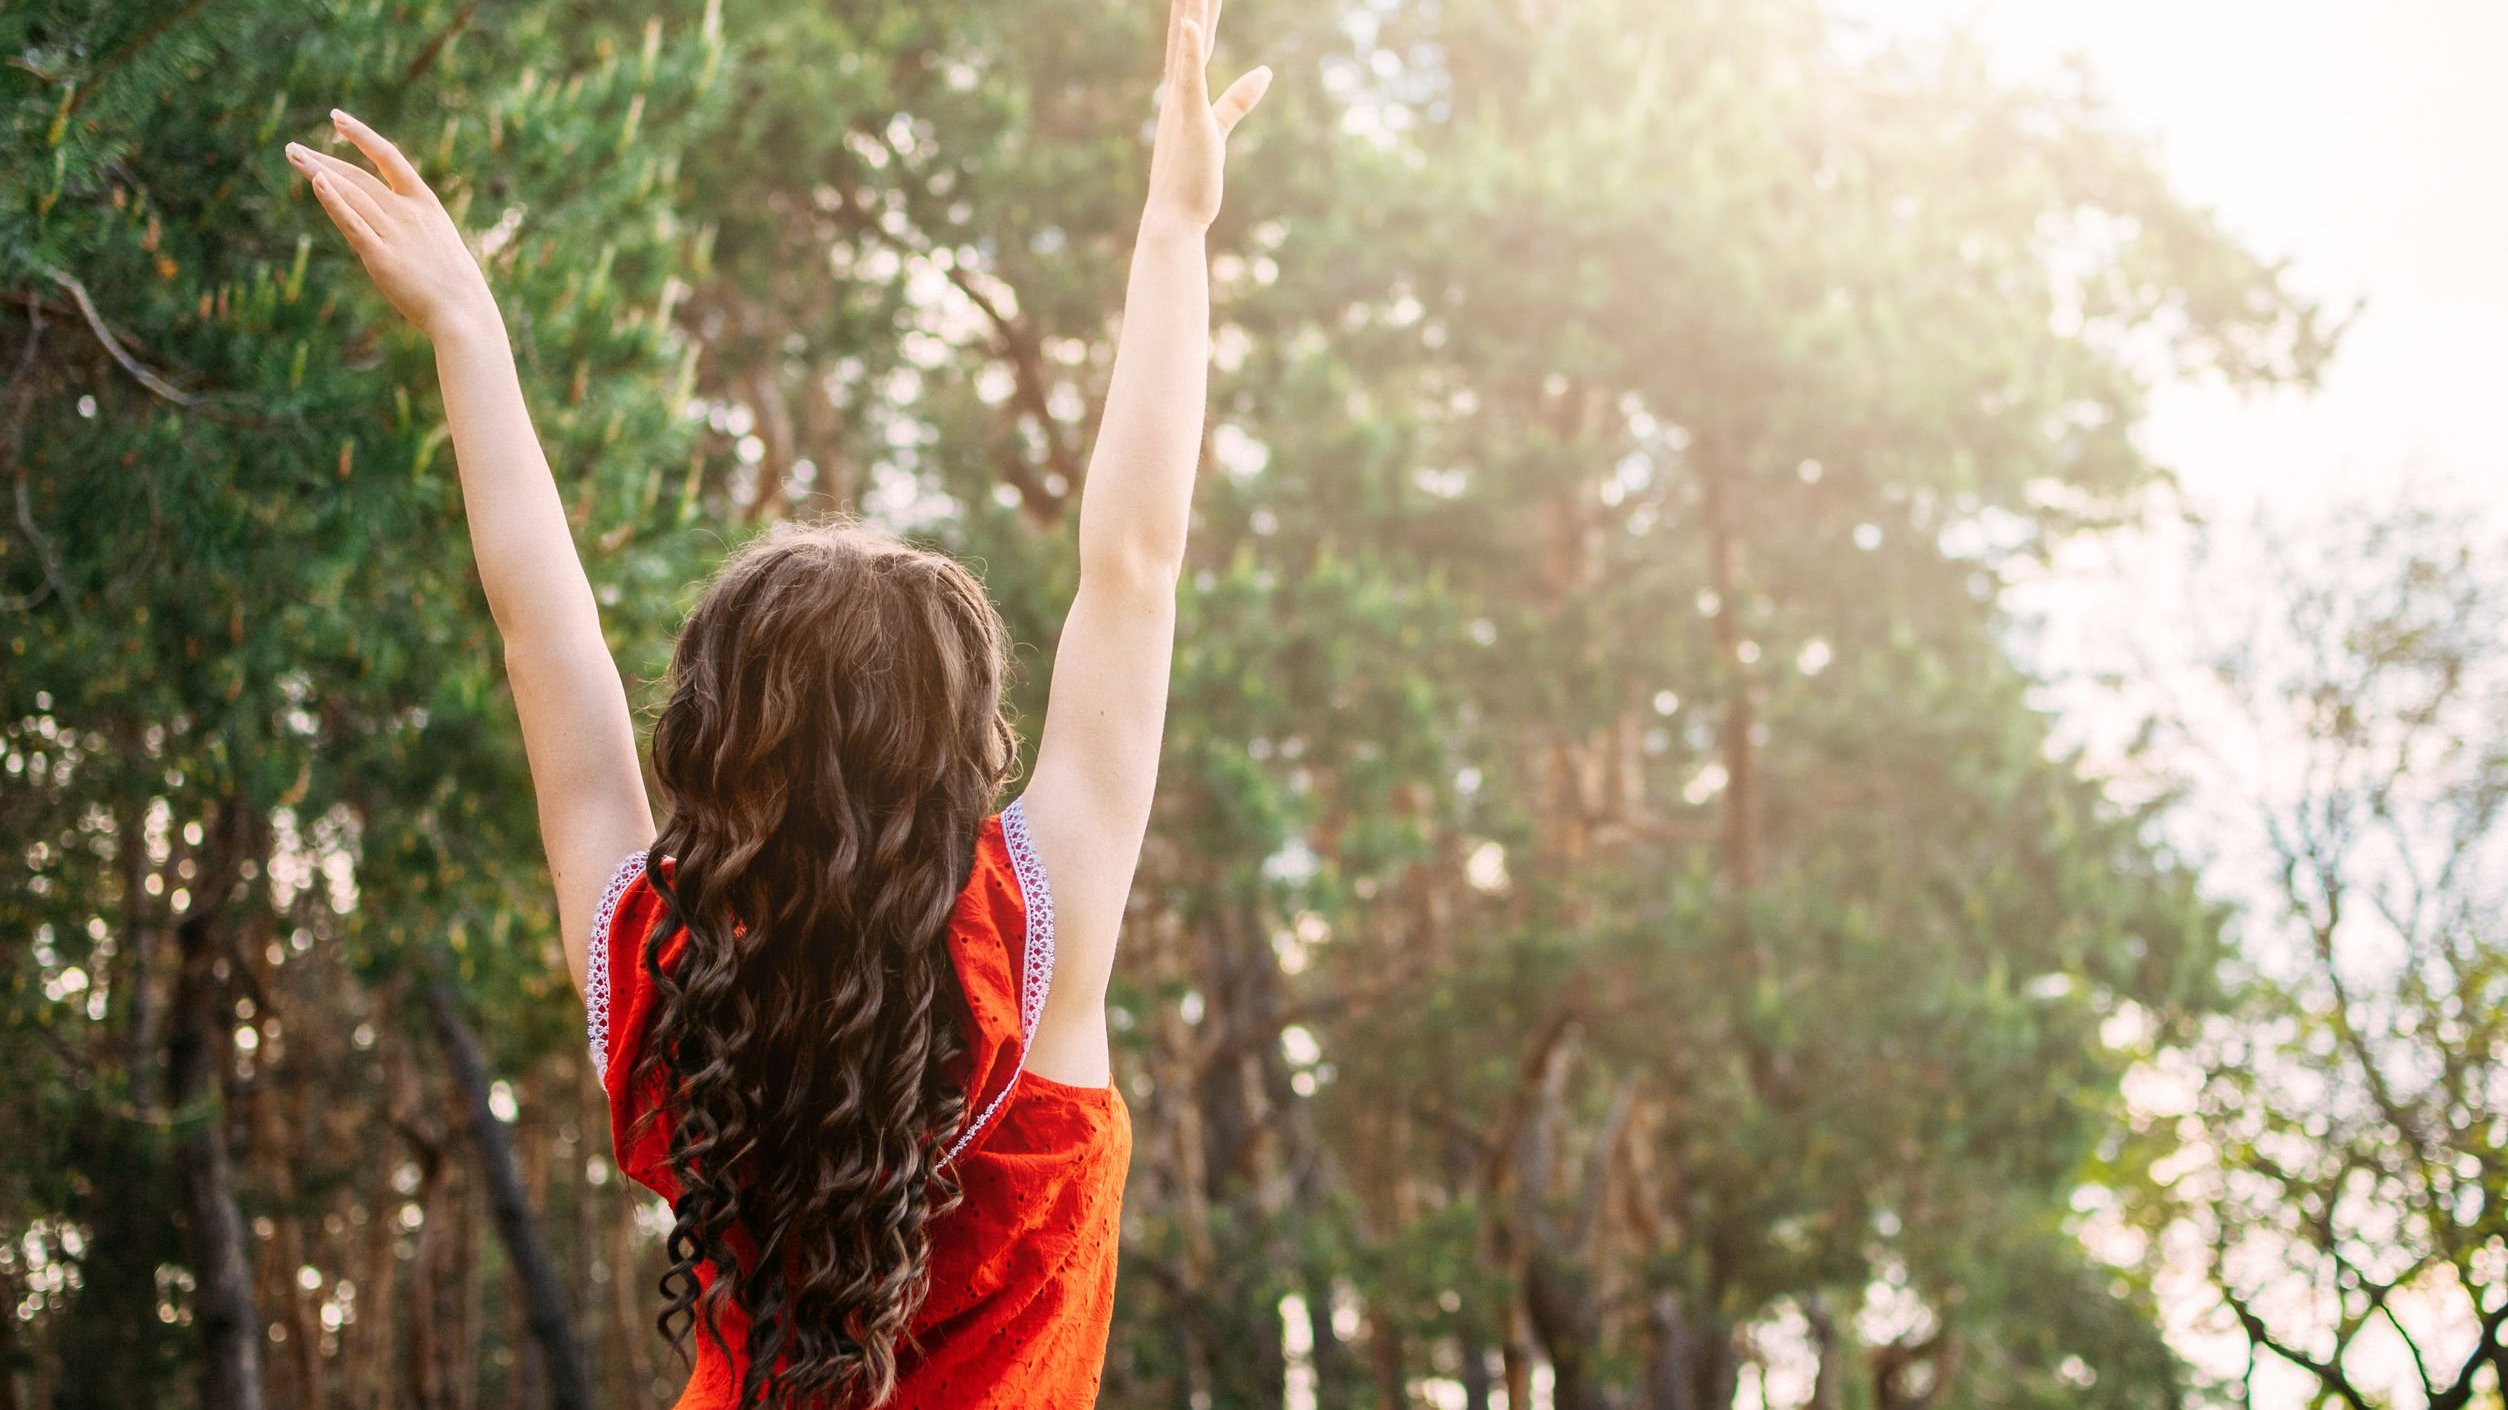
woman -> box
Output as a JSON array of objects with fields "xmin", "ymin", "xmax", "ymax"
[{"xmin": 284, "ymin": 0, "xmax": 1271, "ymax": 1403}]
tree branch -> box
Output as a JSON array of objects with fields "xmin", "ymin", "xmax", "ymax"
[
  {"xmin": 47, "ymin": 266, "xmax": 200, "ymax": 407},
  {"xmin": 2222, "ymin": 1284, "xmax": 2375, "ymax": 1410},
  {"xmin": 404, "ymin": 0, "xmax": 479, "ymax": 82},
  {"xmin": 830, "ymin": 143, "xmax": 1077, "ymax": 523}
]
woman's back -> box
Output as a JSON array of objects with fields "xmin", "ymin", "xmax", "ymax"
[{"xmin": 589, "ymin": 802, "xmax": 1131, "ymax": 1409}]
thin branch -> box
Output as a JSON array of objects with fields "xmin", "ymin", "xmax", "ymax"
[
  {"xmin": 46, "ymin": 266, "xmax": 199, "ymax": 407},
  {"xmin": 8, "ymin": 469, "xmax": 66, "ymax": 612},
  {"xmin": 404, "ymin": 0, "xmax": 479, "ymax": 82},
  {"xmin": 2222, "ymin": 1284, "xmax": 2376, "ymax": 1410},
  {"xmin": 2376, "ymin": 1294, "xmax": 2436, "ymax": 1403},
  {"xmin": 833, "ymin": 133, "xmax": 1081, "ymax": 522},
  {"xmin": 837, "ymin": 196, "xmax": 1076, "ymax": 517},
  {"xmin": 42, "ymin": 267, "xmax": 266, "ymax": 427}
]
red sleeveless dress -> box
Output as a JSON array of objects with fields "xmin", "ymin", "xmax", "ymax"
[{"xmin": 584, "ymin": 800, "xmax": 1132, "ymax": 1409}]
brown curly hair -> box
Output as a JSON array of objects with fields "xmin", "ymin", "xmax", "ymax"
[{"xmin": 633, "ymin": 519, "xmax": 1020, "ymax": 1408}]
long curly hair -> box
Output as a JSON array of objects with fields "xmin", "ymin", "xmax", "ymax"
[{"xmin": 633, "ymin": 519, "xmax": 1020, "ymax": 1409}]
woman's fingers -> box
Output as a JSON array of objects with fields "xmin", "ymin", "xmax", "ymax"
[
  {"xmin": 331, "ymin": 109, "xmax": 425, "ymax": 196},
  {"xmin": 1164, "ymin": 0, "xmax": 1190, "ymax": 76},
  {"xmin": 307, "ymin": 172, "xmax": 379, "ymax": 249},
  {"xmin": 288, "ymin": 145, "xmax": 391, "ymax": 237},
  {"xmin": 1175, "ymin": 19, "xmax": 1211, "ymax": 107},
  {"xmin": 1213, "ymin": 67, "xmax": 1272, "ymax": 134},
  {"xmin": 1166, "ymin": 12, "xmax": 1193, "ymax": 93},
  {"xmin": 289, "ymin": 144, "xmax": 391, "ymax": 205},
  {"xmin": 1163, "ymin": 0, "xmax": 1245, "ymax": 122}
]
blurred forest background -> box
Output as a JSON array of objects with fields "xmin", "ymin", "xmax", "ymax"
[{"xmin": 3, "ymin": 0, "xmax": 2502, "ymax": 1408}]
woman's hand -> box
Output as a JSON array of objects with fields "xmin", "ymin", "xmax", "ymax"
[
  {"xmin": 286, "ymin": 111, "xmax": 498, "ymax": 344},
  {"xmin": 1143, "ymin": 0, "xmax": 1272, "ymax": 232}
]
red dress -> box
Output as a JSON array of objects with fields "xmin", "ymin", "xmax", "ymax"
[{"xmin": 585, "ymin": 800, "xmax": 1132, "ymax": 1409}]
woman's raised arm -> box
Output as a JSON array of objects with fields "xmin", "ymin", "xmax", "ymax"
[
  {"xmin": 288, "ymin": 113, "xmax": 654, "ymax": 998},
  {"xmin": 1017, "ymin": 0, "xmax": 1271, "ymax": 1086}
]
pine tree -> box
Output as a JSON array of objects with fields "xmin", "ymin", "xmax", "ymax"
[{"xmin": 2, "ymin": 1, "xmax": 723, "ymax": 1404}]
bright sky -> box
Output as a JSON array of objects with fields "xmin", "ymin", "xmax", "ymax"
[
  {"xmin": 1823, "ymin": 4, "xmax": 2508, "ymax": 1405},
  {"xmin": 1838, "ymin": 0, "xmax": 2508, "ymax": 513}
]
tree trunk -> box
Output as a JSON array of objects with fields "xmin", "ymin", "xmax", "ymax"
[
  {"xmin": 1524, "ymin": 1252, "xmax": 1608, "ymax": 1410},
  {"xmin": 371, "ymin": 990, "xmax": 431, "ymax": 1410},
  {"xmin": 1307, "ymin": 1263, "xmax": 1362, "ymax": 1410},
  {"xmin": 168, "ymin": 894, "xmax": 265, "ymax": 1410},
  {"xmin": 1457, "ymin": 1329, "xmax": 1493, "ymax": 1410},
  {"xmin": 1643, "ymin": 1284, "xmax": 1741, "ymax": 1410},
  {"xmin": 515, "ymin": 1067, "xmax": 553, "ymax": 1410},
  {"xmin": 0, "ymin": 1254, "xmax": 22, "ymax": 1410},
  {"xmin": 53, "ymin": 1117, "xmax": 171, "ymax": 1410},
  {"xmin": 242, "ymin": 957, "xmax": 322, "ymax": 1410},
  {"xmin": 1500, "ymin": 1304, "xmax": 1534, "ymax": 1410},
  {"xmin": 360, "ymin": 1132, "xmax": 403, "ymax": 1410},
  {"xmin": 1514, "ymin": 1033, "xmax": 1612, "ymax": 1410},
  {"xmin": 58, "ymin": 806, "xmax": 178, "ymax": 1410},
  {"xmin": 421, "ymin": 960, "xmax": 595, "ymax": 1410},
  {"xmin": 1363, "ymin": 1296, "xmax": 1407, "ymax": 1410},
  {"xmin": 1643, "ymin": 1287, "xmax": 1689, "ymax": 1410},
  {"xmin": 1806, "ymin": 1294, "xmax": 1848, "ymax": 1410}
]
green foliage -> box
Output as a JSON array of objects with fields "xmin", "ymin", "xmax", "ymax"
[
  {"xmin": 2, "ymin": 0, "xmax": 723, "ymax": 1402},
  {"xmin": 0, "ymin": 0, "xmax": 2332, "ymax": 1405}
]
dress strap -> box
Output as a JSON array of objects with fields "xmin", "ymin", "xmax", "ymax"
[
  {"xmin": 938, "ymin": 797, "xmax": 1057, "ymax": 1167},
  {"xmin": 585, "ymin": 850, "xmax": 648, "ymax": 1077},
  {"xmin": 1001, "ymin": 797, "xmax": 1057, "ymax": 1049}
]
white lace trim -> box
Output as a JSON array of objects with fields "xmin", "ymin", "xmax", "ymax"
[
  {"xmin": 938, "ymin": 797, "xmax": 1056, "ymax": 1168},
  {"xmin": 1001, "ymin": 797, "xmax": 1056, "ymax": 1047},
  {"xmin": 586, "ymin": 851, "xmax": 647, "ymax": 1079}
]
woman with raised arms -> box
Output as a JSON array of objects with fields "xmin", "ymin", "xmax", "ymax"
[{"xmin": 286, "ymin": 1, "xmax": 1270, "ymax": 1403}]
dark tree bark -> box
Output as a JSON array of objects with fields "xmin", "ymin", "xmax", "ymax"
[
  {"xmin": 1523, "ymin": 1252, "xmax": 1607, "ymax": 1410},
  {"xmin": 1306, "ymin": 1261, "xmax": 1363, "ymax": 1410},
  {"xmin": 165, "ymin": 802, "xmax": 265, "ymax": 1410},
  {"xmin": 1637, "ymin": 1250, "xmax": 1742, "ymax": 1406},
  {"xmin": 57, "ymin": 804, "xmax": 179, "ymax": 1410},
  {"xmin": 1457, "ymin": 1330, "xmax": 1493, "ymax": 1410},
  {"xmin": 1642, "ymin": 1287, "xmax": 1690, "ymax": 1410},
  {"xmin": 1806, "ymin": 1293, "xmax": 1848, "ymax": 1410},
  {"xmin": 0, "ymin": 1253, "xmax": 22, "ymax": 1410},
  {"xmin": 421, "ymin": 959, "xmax": 595, "ymax": 1410},
  {"xmin": 1366, "ymin": 1300, "xmax": 1406, "ymax": 1410},
  {"xmin": 53, "ymin": 1116, "xmax": 174, "ymax": 1410},
  {"xmin": 1512, "ymin": 1034, "xmax": 1618, "ymax": 1410}
]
